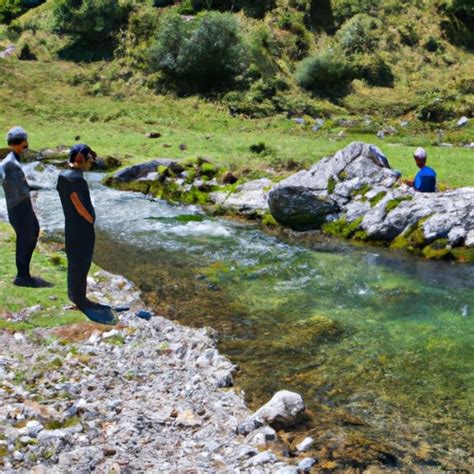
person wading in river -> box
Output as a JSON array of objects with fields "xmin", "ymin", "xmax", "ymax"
[
  {"xmin": 0, "ymin": 126, "xmax": 51, "ymax": 287},
  {"xmin": 56, "ymin": 144, "xmax": 116, "ymax": 325}
]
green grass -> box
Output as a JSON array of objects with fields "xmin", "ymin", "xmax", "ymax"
[
  {"xmin": 0, "ymin": 223, "xmax": 86, "ymax": 331},
  {"xmin": 0, "ymin": 60, "xmax": 473, "ymax": 188}
]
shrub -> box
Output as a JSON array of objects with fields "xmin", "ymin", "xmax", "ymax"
[
  {"xmin": 398, "ymin": 21, "xmax": 419, "ymax": 47},
  {"xmin": 331, "ymin": 0, "xmax": 379, "ymax": 26},
  {"xmin": 52, "ymin": 0, "xmax": 132, "ymax": 47},
  {"xmin": 423, "ymin": 36, "xmax": 441, "ymax": 52},
  {"xmin": 438, "ymin": 0, "xmax": 474, "ymax": 47},
  {"xmin": 0, "ymin": 0, "xmax": 23, "ymax": 24},
  {"xmin": 296, "ymin": 49, "xmax": 353, "ymax": 98},
  {"xmin": 418, "ymin": 97, "xmax": 456, "ymax": 122},
  {"xmin": 336, "ymin": 14, "xmax": 382, "ymax": 55},
  {"xmin": 351, "ymin": 53, "xmax": 394, "ymax": 87},
  {"xmin": 149, "ymin": 12, "xmax": 248, "ymax": 92}
]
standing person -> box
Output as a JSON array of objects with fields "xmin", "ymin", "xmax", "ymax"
[
  {"xmin": 56, "ymin": 144, "xmax": 116, "ymax": 325},
  {"xmin": 0, "ymin": 126, "xmax": 51, "ymax": 287},
  {"xmin": 407, "ymin": 147, "xmax": 437, "ymax": 192}
]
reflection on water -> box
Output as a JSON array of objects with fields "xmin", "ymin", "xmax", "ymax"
[{"xmin": 1, "ymin": 165, "xmax": 473, "ymax": 470}]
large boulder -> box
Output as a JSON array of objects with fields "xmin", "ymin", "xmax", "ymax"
[
  {"xmin": 268, "ymin": 142, "xmax": 399, "ymax": 230},
  {"xmin": 268, "ymin": 141, "xmax": 474, "ymax": 258}
]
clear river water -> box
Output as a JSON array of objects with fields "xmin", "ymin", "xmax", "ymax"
[{"xmin": 2, "ymin": 166, "xmax": 473, "ymax": 470}]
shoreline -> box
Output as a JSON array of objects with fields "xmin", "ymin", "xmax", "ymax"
[{"xmin": 0, "ymin": 234, "xmax": 298, "ymax": 472}]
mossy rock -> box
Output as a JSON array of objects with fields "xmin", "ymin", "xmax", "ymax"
[
  {"xmin": 370, "ymin": 191, "xmax": 386, "ymax": 207},
  {"xmin": 322, "ymin": 217, "xmax": 363, "ymax": 239},
  {"xmin": 385, "ymin": 195, "xmax": 413, "ymax": 212},
  {"xmin": 390, "ymin": 218, "xmax": 429, "ymax": 252},
  {"xmin": 451, "ymin": 247, "xmax": 474, "ymax": 263},
  {"xmin": 262, "ymin": 213, "xmax": 278, "ymax": 228},
  {"xmin": 422, "ymin": 238, "xmax": 452, "ymax": 260},
  {"xmin": 327, "ymin": 176, "xmax": 337, "ymax": 194},
  {"xmin": 157, "ymin": 165, "xmax": 169, "ymax": 176},
  {"xmin": 200, "ymin": 162, "xmax": 218, "ymax": 178},
  {"xmin": 352, "ymin": 183, "xmax": 371, "ymax": 198}
]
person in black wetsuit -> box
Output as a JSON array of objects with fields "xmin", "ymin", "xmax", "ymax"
[
  {"xmin": 0, "ymin": 126, "xmax": 51, "ymax": 288},
  {"xmin": 56, "ymin": 144, "xmax": 116, "ymax": 325}
]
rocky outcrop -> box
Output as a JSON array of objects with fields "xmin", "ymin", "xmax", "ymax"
[
  {"xmin": 109, "ymin": 158, "xmax": 270, "ymax": 217},
  {"xmin": 269, "ymin": 141, "xmax": 474, "ymax": 260}
]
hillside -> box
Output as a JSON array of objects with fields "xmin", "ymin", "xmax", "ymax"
[{"xmin": 1, "ymin": 0, "xmax": 472, "ymax": 124}]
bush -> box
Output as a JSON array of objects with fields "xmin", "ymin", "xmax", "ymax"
[
  {"xmin": 351, "ymin": 53, "xmax": 394, "ymax": 87},
  {"xmin": 0, "ymin": 0, "xmax": 23, "ymax": 24},
  {"xmin": 398, "ymin": 21, "xmax": 419, "ymax": 47},
  {"xmin": 149, "ymin": 12, "xmax": 248, "ymax": 92},
  {"xmin": 52, "ymin": 0, "xmax": 132, "ymax": 48},
  {"xmin": 296, "ymin": 49, "xmax": 353, "ymax": 98},
  {"xmin": 438, "ymin": 0, "xmax": 474, "ymax": 48},
  {"xmin": 336, "ymin": 14, "xmax": 381, "ymax": 55},
  {"xmin": 418, "ymin": 97, "xmax": 456, "ymax": 122},
  {"xmin": 331, "ymin": 0, "xmax": 379, "ymax": 26}
]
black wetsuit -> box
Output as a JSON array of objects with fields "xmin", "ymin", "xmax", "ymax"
[
  {"xmin": 56, "ymin": 170, "xmax": 96, "ymax": 308},
  {"xmin": 0, "ymin": 152, "xmax": 39, "ymax": 279}
]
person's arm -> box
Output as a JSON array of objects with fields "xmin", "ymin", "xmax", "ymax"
[{"xmin": 70, "ymin": 192, "xmax": 94, "ymax": 224}]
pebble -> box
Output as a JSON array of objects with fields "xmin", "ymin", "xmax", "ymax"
[
  {"xmin": 136, "ymin": 310, "xmax": 152, "ymax": 321},
  {"xmin": 0, "ymin": 269, "xmax": 296, "ymax": 473},
  {"xmin": 296, "ymin": 436, "xmax": 314, "ymax": 452},
  {"xmin": 298, "ymin": 457, "xmax": 317, "ymax": 471}
]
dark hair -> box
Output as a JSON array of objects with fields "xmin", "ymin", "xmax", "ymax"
[
  {"xmin": 8, "ymin": 137, "xmax": 27, "ymax": 146},
  {"xmin": 68, "ymin": 144, "xmax": 96, "ymax": 163}
]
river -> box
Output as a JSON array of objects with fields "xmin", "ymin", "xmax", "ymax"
[{"xmin": 2, "ymin": 164, "xmax": 473, "ymax": 470}]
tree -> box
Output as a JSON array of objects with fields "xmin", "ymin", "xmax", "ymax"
[
  {"xmin": 0, "ymin": 0, "xmax": 24, "ymax": 24},
  {"xmin": 53, "ymin": 0, "xmax": 132, "ymax": 46}
]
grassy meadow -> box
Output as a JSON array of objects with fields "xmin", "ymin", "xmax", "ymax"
[
  {"xmin": 0, "ymin": 59, "xmax": 473, "ymax": 188},
  {"xmin": 0, "ymin": 222, "xmax": 91, "ymax": 331}
]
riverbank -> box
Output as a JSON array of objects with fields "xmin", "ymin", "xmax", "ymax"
[
  {"xmin": 0, "ymin": 224, "xmax": 300, "ymax": 472},
  {"xmin": 1, "ymin": 60, "xmax": 474, "ymax": 189}
]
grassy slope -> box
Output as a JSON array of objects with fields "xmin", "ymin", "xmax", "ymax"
[
  {"xmin": 0, "ymin": 222, "xmax": 87, "ymax": 330},
  {"xmin": 0, "ymin": 60, "xmax": 473, "ymax": 187}
]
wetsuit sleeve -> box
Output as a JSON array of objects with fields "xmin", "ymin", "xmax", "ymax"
[
  {"xmin": 0, "ymin": 162, "xmax": 4, "ymax": 183},
  {"xmin": 70, "ymin": 192, "xmax": 95, "ymax": 224}
]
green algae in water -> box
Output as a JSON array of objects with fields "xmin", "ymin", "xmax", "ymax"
[{"xmin": 93, "ymin": 218, "xmax": 474, "ymax": 471}]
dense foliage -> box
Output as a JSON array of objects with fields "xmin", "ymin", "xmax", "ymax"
[
  {"xmin": 52, "ymin": 0, "xmax": 132, "ymax": 46},
  {"xmin": 148, "ymin": 12, "xmax": 247, "ymax": 92},
  {"xmin": 0, "ymin": 0, "xmax": 44, "ymax": 24}
]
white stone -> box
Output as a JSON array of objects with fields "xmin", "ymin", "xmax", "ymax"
[
  {"xmin": 14, "ymin": 333, "xmax": 26, "ymax": 343},
  {"xmin": 296, "ymin": 436, "xmax": 314, "ymax": 452},
  {"xmin": 457, "ymin": 116, "xmax": 469, "ymax": 127},
  {"xmin": 246, "ymin": 450, "xmax": 277, "ymax": 466},
  {"xmin": 448, "ymin": 227, "xmax": 466, "ymax": 246},
  {"xmin": 298, "ymin": 457, "xmax": 316, "ymax": 471},
  {"xmin": 25, "ymin": 420, "xmax": 43, "ymax": 438},
  {"xmin": 102, "ymin": 329, "xmax": 120, "ymax": 339},
  {"xmin": 254, "ymin": 390, "xmax": 305, "ymax": 428},
  {"xmin": 465, "ymin": 230, "xmax": 474, "ymax": 247}
]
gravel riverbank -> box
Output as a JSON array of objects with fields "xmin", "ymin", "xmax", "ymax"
[{"xmin": 0, "ymin": 269, "xmax": 299, "ymax": 473}]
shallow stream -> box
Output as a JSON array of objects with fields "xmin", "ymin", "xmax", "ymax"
[{"xmin": 2, "ymin": 166, "xmax": 473, "ymax": 470}]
